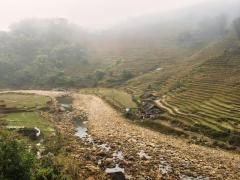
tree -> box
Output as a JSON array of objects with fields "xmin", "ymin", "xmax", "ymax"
[
  {"xmin": 0, "ymin": 132, "xmax": 65, "ymax": 180},
  {"xmin": 215, "ymin": 14, "xmax": 228, "ymax": 37},
  {"xmin": 94, "ymin": 70, "xmax": 105, "ymax": 81},
  {"xmin": 121, "ymin": 70, "xmax": 133, "ymax": 81},
  {"xmin": 234, "ymin": 17, "xmax": 240, "ymax": 40}
]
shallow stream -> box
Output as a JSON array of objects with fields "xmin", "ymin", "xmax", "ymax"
[{"xmin": 56, "ymin": 96, "xmax": 73, "ymax": 111}]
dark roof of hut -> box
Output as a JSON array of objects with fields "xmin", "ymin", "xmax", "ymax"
[{"xmin": 140, "ymin": 92, "xmax": 157, "ymax": 101}]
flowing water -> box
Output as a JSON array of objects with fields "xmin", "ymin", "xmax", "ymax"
[
  {"xmin": 56, "ymin": 96, "xmax": 73, "ymax": 111},
  {"xmin": 74, "ymin": 116, "xmax": 88, "ymax": 138}
]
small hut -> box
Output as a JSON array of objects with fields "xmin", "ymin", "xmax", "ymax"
[
  {"xmin": 140, "ymin": 92, "xmax": 157, "ymax": 102},
  {"xmin": 139, "ymin": 92, "xmax": 164, "ymax": 119}
]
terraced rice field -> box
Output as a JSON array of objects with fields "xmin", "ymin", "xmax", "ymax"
[
  {"xmin": 160, "ymin": 52, "xmax": 240, "ymax": 146},
  {"xmin": 0, "ymin": 93, "xmax": 54, "ymax": 137},
  {"xmin": 3, "ymin": 112, "xmax": 55, "ymax": 136},
  {"xmin": 0, "ymin": 93, "xmax": 51, "ymax": 108}
]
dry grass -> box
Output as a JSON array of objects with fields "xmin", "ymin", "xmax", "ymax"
[{"xmin": 80, "ymin": 88, "xmax": 137, "ymax": 109}]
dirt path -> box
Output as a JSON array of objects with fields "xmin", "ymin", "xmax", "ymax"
[
  {"xmin": 155, "ymin": 95, "xmax": 188, "ymax": 116},
  {"xmin": 155, "ymin": 99, "xmax": 175, "ymax": 115},
  {"xmin": 2, "ymin": 90, "xmax": 240, "ymax": 179}
]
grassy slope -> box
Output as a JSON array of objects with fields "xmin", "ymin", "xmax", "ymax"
[{"xmin": 81, "ymin": 88, "xmax": 137, "ymax": 109}]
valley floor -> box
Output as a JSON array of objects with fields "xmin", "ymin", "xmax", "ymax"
[
  {"xmin": 73, "ymin": 93, "xmax": 240, "ymax": 179},
  {"xmin": 3, "ymin": 90, "xmax": 240, "ymax": 179}
]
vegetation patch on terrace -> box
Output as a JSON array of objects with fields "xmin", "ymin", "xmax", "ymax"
[{"xmin": 2, "ymin": 112, "xmax": 55, "ymax": 137}]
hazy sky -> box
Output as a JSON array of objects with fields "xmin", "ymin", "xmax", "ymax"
[{"xmin": 0, "ymin": 0, "xmax": 211, "ymax": 30}]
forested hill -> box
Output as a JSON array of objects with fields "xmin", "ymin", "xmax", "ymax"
[
  {"xmin": 0, "ymin": 0, "xmax": 240, "ymax": 90},
  {"xmin": 0, "ymin": 19, "xmax": 103, "ymax": 88}
]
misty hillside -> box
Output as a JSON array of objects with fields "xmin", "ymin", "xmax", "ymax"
[
  {"xmin": 94, "ymin": 0, "xmax": 240, "ymax": 84},
  {"xmin": 0, "ymin": 0, "xmax": 239, "ymax": 90},
  {"xmin": 0, "ymin": 19, "xmax": 103, "ymax": 88}
]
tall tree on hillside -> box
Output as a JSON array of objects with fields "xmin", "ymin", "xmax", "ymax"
[
  {"xmin": 234, "ymin": 17, "xmax": 240, "ymax": 40},
  {"xmin": 216, "ymin": 14, "xmax": 228, "ymax": 37}
]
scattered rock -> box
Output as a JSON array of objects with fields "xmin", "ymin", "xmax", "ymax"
[{"xmin": 86, "ymin": 164, "xmax": 100, "ymax": 173}]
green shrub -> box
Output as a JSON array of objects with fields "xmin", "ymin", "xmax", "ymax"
[
  {"xmin": 0, "ymin": 132, "xmax": 35, "ymax": 180},
  {"xmin": 0, "ymin": 132, "xmax": 67, "ymax": 180},
  {"xmin": 121, "ymin": 70, "xmax": 133, "ymax": 81},
  {"xmin": 34, "ymin": 157, "xmax": 63, "ymax": 180}
]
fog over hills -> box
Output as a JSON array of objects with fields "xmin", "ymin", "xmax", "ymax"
[
  {"xmin": 1, "ymin": 1, "xmax": 240, "ymax": 179},
  {"xmin": 0, "ymin": 0, "xmax": 239, "ymax": 88},
  {"xmin": 0, "ymin": 0, "xmax": 219, "ymax": 31}
]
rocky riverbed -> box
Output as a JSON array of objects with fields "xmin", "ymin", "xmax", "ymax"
[{"xmin": 72, "ymin": 93, "xmax": 240, "ymax": 180}]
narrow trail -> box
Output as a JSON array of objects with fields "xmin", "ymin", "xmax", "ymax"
[
  {"xmin": 155, "ymin": 99, "xmax": 175, "ymax": 115},
  {"xmin": 155, "ymin": 95, "xmax": 188, "ymax": 116},
  {"xmin": 2, "ymin": 90, "xmax": 240, "ymax": 179}
]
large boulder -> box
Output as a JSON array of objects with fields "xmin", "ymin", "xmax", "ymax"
[
  {"xmin": 108, "ymin": 172, "xmax": 126, "ymax": 180},
  {"xmin": 17, "ymin": 127, "xmax": 41, "ymax": 140}
]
